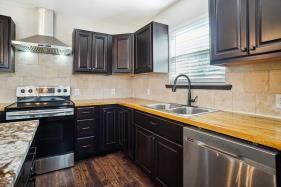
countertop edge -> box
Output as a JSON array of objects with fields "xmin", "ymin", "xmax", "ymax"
[{"xmin": 73, "ymin": 99, "xmax": 281, "ymax": 151}]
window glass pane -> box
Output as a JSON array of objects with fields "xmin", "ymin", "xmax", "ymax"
[{"xmin": 169, "ymin": 16, "xmax": 225, "ymax": 83}]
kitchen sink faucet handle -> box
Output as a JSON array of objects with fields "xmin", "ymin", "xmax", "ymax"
[{"xmin": 191, "ymin": 96, "xmax": 198, "ymax": 103}]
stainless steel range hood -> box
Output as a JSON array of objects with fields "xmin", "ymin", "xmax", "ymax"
[{"xmin": 12, "ymin": 8, "xmax": 72, "ymax": 56}]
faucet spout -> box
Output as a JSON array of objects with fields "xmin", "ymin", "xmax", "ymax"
[{"xmin": 171, "ymin": 74, "xmax": 195, "ymax": 106}]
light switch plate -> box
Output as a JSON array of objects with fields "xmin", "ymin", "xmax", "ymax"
[
  {"xmin": 146, "ymin": 89, "xmax": 150, "ymax": 96},
  {"xmin": 74, "ymin": 89, "xmax": 80, "ymax": 96},
  {"xmin": 276, "ymin": 94, "xmax": 281, "ymax": 109},
  {"xmin": 111, "ymin": 88, "xmax": 116, "ymax": 95}
]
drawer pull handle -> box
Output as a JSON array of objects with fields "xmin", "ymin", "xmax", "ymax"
[
  {"xmin": 81, "ymin": 111, "xmax": 91, "ymax": 114},
  {"xmin": 82, "ymin": 145, "xmax": 90, "ymax": 148},
  {"xmin": 81, "ymin": 126, "xmax": 90, "ymax": 130},
  {"xmin": 150, "ymin": 121, "xmax": 158, "ymax": 126}
]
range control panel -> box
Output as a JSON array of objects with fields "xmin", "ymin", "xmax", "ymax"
[{"xmin": 16, "ymin": 86, "xmax": 71, "ymax": 97}]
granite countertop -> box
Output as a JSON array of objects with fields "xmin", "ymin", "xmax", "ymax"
[
  {"xmin": 0, "ymin": 120, "xmax": 39, "ymax": 187},
  {"xmin": 74, "ymin": 98, "xmax": 281, "ymax": 151}
]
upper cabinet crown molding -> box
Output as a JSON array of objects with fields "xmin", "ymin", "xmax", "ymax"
[
  {"xmin": 0, "ymin": 15, "xmax": 15, "ymax": 72},
  {"xmin": 210, "ymin": 0, "xmax": 281, "ymax": 65},
  {"xmin": 134, "ymin": 22, "xmax": 169, "ymax": 74}
]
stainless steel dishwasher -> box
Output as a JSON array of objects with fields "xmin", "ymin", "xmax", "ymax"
[{"xmin": 183, "ymin": 126, "xmax": 279, "ymax": 187}]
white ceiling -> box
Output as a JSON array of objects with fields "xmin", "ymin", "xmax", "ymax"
[{"xmin": 1, "ymin": 0, "xmax": 178, "ymax": 27}]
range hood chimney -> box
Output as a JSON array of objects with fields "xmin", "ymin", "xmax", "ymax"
[{"xmin": 12, "ymin": 8, "xmax": 72, "ymax": 56}]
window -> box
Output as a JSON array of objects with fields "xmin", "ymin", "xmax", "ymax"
[{"xmin": 169, "ymin": 15, "xmax": 225, "ymax": 84}]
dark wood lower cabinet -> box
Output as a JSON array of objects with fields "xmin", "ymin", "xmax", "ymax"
[
  {"xmin": 75, "ymin": 107, "xmax": 97, "ymax": 159},
  {"xmin": 135, "ymin": 125, "xmax": 155, "ymax": 176},
  {"xmin": 0, "ymin": 111, "xmax": 3, "ymax": 122},
  {"xmin": 74, "ymin": 106, "xmax": 182, "ymax": 186},
  {"xmin": 155, "ymin": 135, "xmax": 183, "ymax": 187},
  {"xmin": 100, "ymin": 106, "xmax": 120, "ymax": 153}
]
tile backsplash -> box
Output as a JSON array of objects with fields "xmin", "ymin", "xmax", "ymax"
[
  {"xmin": 0, "ymin": 52, "xmax": 132, "ymax": 103},
  {"xmin": 0, "ymin": 51, "xmax": 281, "ymax": 118},
  {"xmin": 131, "ymin": 60, "xmax": 281, "ymax": 118}
]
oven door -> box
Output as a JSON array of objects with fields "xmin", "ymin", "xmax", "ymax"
[{"xmin": 34, "ymin": 115, "xmax": 74, "ymax": 174}]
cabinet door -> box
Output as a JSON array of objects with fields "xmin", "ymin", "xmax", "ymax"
[
  {"xmin": 113, "ymin": 34, "xmax": 133, "ymax": 73},
  {"xmin": 0, "ymin": 16, "xmax": 9, "ymax": 69},
  {"xmin": 155, "ymin": 135, "xmax": 183, "ymax": 187},
  {"xmin": 118, "ymin": 109, "xmax": 128, "ymax": 151},
  {"xmin": 100, "ymin": 107, "xmax": 119, "ymax": 152},
  {"xmin": 209, "ymin": 0, "xmax": 248, "ymax": 63},
  {"xmin": 118, "ymin": 108, "xmax": 134, "ymax": 159},
  {"xmin": 249, "ymin": 0, "xmax": 281, "ymax": 55},
  {"xmin": 73, "ymin": 30, "xmax": 92, "ymax": 72},
  {"xmin": 134, "ymin": 24, "xmax": 153, "ymax": 73},
  {"xmin": 92, "ymin": 34, "xmax": 109, "ymax": 73},
  {"xmin": 135, "ymin": 125, "xmax": 155, "ymax": 176}
]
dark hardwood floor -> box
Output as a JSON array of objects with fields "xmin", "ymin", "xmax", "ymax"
[{"xmin": 36, "ymin": 152, "xmax": 155, "ymax": 187}]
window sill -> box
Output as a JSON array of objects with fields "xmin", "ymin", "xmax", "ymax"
[{"xmin": 165, "ymin": 83, "xmax": 232, "ymax": 90}]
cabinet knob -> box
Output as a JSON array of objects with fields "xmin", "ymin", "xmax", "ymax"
[
  {"xmin": 241, "ymin": 47, "xmax": 247, "ymax": 52},
  {"xmin": 250, "ymin": 46, "xmax": 256, "ymax": 50}
]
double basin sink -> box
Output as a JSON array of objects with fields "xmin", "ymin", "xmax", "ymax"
[{"xmin": 144, "ymin": 103, "xmax": 217, "ymax": 117}]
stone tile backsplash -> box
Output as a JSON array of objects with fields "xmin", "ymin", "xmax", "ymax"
[
  {"xmin": 131, "ymin": 60, "xmax": 281, "ymax": 118},
  {"xmin": 0, "ymin": 52, "xmax": 132, "ymax": 103},
  {"xmin": 0, "ymin": 51, "xmax": 281, "ymax": 118}
]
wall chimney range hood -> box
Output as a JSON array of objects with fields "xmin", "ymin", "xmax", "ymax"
[{"xmin": 12, "ymin": 8, "xmax": 72, "ymax": 56}]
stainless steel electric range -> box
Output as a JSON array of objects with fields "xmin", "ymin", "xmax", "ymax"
[{"xmin": 5, "ymin": 86, "xmax": 75, "ymax": 175}]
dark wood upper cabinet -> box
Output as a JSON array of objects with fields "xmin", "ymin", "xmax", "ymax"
[
  {"xmin": 73, "ymin": 29, "xmax": 111, "ymax": 74},
  {"xmin": 73, "ymin": 30, "xmax": 92, "ymax": 72},
  {"xmin": 134, "ymin": 22, "xmax": 169, "ymax": 74},
  {"xmin": 210, "ymin": 0, "xmax": 281, "ymax": 65},
  {"xmin": 209, "ymin": 0, "xmax": 248, "ymax": 62},
  {"xmin": 92, "ymin": 34, "xmax": 111, "ymax": 73},
  {"xmin": 112, "ymin": 34, "xmax": 134, "ymax": 73},
  {"xmin": 249, "ymin": 0, "xmax": 281, "ymax": 55},
  {"xmin": 0, "ymin": 15, "xmax": 15, "ymax": 72}
]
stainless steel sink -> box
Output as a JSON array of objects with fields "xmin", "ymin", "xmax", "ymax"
[
  {"xmin": 144, "ymin": 103, "xmax": 217, "ymax": 116},
  {"xmin": 168, "ymin": 106, "xmax": 216, "ymax": 116},
  {"xmin": 145, "ymin": 103, "xmax": 183, "ymax": 110}
]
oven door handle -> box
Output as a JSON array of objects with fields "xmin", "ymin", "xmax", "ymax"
[{"xmin": 7, "ymin": 110, "xmax": 73, "ymax": 116}]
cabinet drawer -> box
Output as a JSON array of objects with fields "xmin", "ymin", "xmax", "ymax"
[
  {"xmin": 77, "ymin": 107, "xmax": 95, "ymax": 119},
  {"xmin": 134, "ymin": 111, "xmax": 158, "ymax": 132},
  {"xmin": 76, "ymin": 119, "xmax": 95, "ymax": 138},
  {"xmin": 76, "ymin": 136, "xmax": 96, "ymax": 155},
  {"xmin": 134, "ymin": 111, "xmax": 183, "ymax": 144}
]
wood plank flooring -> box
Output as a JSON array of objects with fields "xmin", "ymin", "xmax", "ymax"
[{"xmin": 36, "ymin": 152, "xmax": 155, "ymax": 187}]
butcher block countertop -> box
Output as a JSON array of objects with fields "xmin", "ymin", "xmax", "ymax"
[
  {"xmin": 74, "ymin": 98, "xmax": 281, "ymax": 151},
  {"xmin": 0, "ymin": 104, "xmax": 8, "ymax": 112},
  {"xmin": 0, "ymin": 120, "xmax": 39, "ymax": 187}
]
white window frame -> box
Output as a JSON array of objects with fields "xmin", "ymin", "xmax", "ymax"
[{"xmin": 169, "ymin": 14, "xmax": 225, "ymax": 84}]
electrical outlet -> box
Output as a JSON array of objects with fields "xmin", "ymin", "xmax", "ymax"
[
  {"xmin": 111, "ymin": 88, "xmax": 116, "ymax": 95},
  {"xmin": 276, "ymin": 94, "xmax": 281, "ymax": 109},
  {"xmin": 146, "ymin": 89, "xmax": 150, "ymax": 96},
  {"xmin": 74, "ymin": 89, "xmax": 80, "ymax": 96}
]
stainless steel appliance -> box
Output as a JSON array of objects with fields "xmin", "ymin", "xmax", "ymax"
[
  {"xmin": 5, "ymin": 86, "xmax": 75, "ymax": 175},
  {"xmin": 183, "ymin": 126, "xmax": 279, "ymax": 187}
]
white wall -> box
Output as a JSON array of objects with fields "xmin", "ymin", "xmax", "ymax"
[
  {"xmin": 0, "ymin": 3, "xmax": 136, "ymax": 45},
  {"xmin": 152, "ymin": 0, "xmax": 208, "ymax": 29}
]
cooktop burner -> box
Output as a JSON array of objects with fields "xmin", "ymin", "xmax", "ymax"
[{"xmin": 6, "ymin": 100, "xmax": 74, "ymax": 110}]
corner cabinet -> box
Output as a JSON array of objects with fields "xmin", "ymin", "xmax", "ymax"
[
  {"xmin": 0, "ymin": 15, "xmax": 15, "ymax": 72},
  {"xmin": 112, "ymin": 34, "xmax": 134, "ymax": 73},
  {"xmin": 210, "ymin": 0, "xmax": 281, "ymax": 65},
  {"xmin": 73, "ymin": 29, "xmax": 112, "ymax": 74},
  {"xmin": 134, "ymin": 22, "xmax": 169, "ymax": 74}
]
